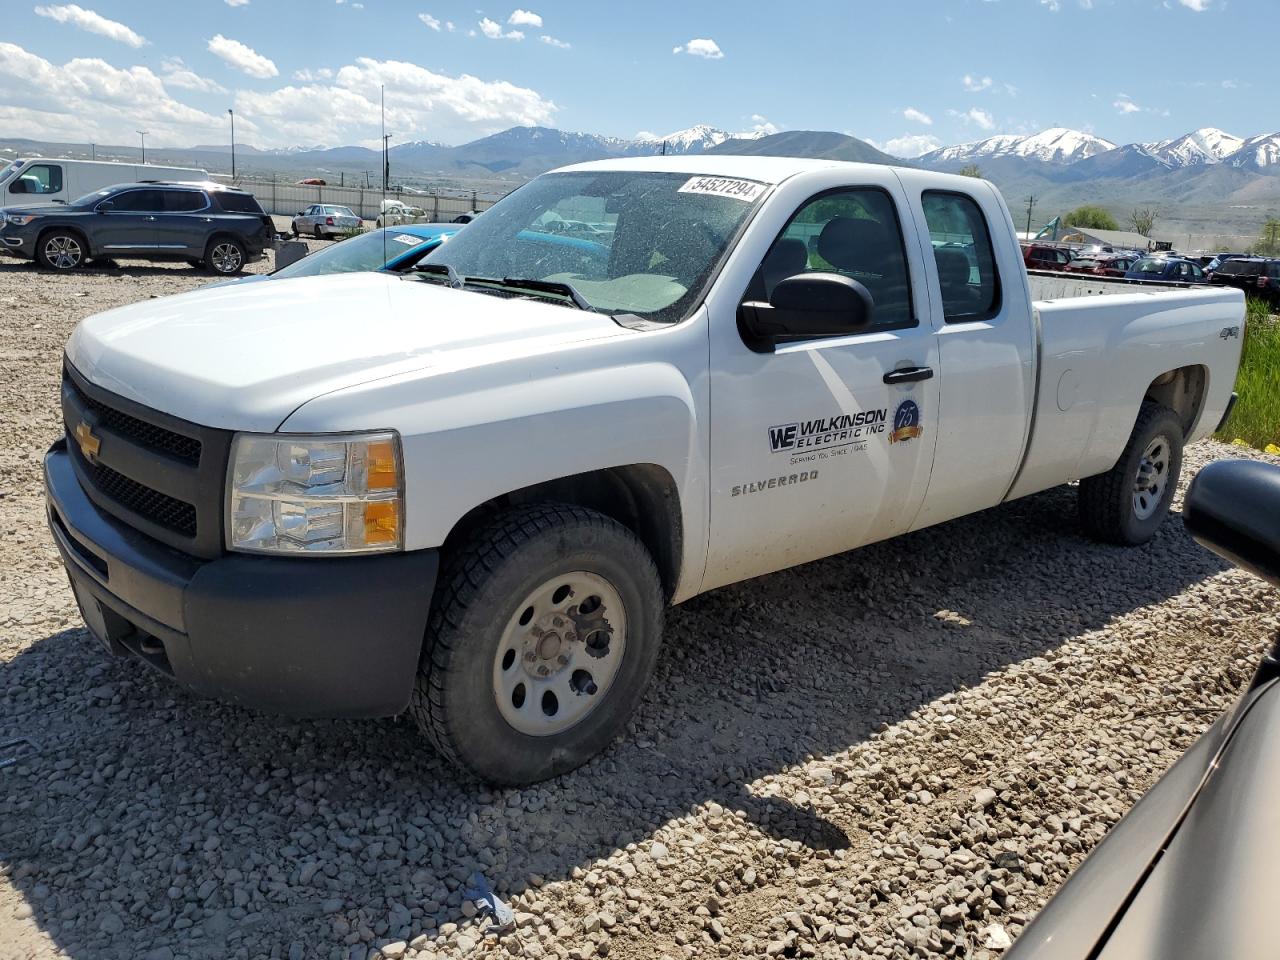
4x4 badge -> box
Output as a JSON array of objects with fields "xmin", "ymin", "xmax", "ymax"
[{"xmin": 74, "ymin": 421, "xmax": 100, "ymax": 462}]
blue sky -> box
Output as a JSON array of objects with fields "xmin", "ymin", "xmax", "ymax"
[{"xmin": 0, "ymin": 0, "xmax": 1267, "ymax": 153}]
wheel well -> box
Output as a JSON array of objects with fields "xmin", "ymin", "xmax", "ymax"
[
  {"xmin": 206, "ymin": 232, "xmax": 244, "ymax": 251},
  {"xmin": 36, "ymin": 224, "xmax": 90, "ymax": 256},
  {"xmin": 442, "ymin": 465, "xmax": 684, "ymax": 598},
  {"xmin": 1143, "ymin": 365, "xmax": 1208, "ymax": 437}
]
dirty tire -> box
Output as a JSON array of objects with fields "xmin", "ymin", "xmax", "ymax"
[
  {"xmin": 411, "ymin": 503, "xmax": 664, "ymax": 785},
  {"xmin": 35, "ymin": 230, "xmax": 85, "ymax": 270},
  {"xmin": 313, "ymin": 225, "xmax": 323, "ymax": 240},
  {"xmin": 1079, "ymin": 401, "xmax": 1183, "ymax": 545},
  {"xmin": 204, "ymin": 237, "xmax": 245, "ymax": 275}
]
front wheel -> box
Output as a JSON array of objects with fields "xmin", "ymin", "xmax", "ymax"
[
  {"xmin": 35, "ymin": 231, "xmax": 85, "ymax": 270},
  {"xmin": 204, "ymin": 237, "xmax": 245, "ymax": 275},
  {"xmin": 1079, "ymin": 401, "xmax": 1184, "ymax": 545},
  {"xmin": 411, "ymin": 503, "xmax": 664, "ymax": 785}
]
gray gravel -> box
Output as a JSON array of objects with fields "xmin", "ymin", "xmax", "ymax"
[{"xmin": 2, "ymin": 255, "xmax": 1279, "ymax": 960}]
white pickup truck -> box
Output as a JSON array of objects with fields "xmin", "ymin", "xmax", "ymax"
[{"xmin": 46, "ymin": 157, "xmax": 1245, "ymax": 784}]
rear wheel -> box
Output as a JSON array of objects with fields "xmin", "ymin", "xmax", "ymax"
[
  {"xmin": 204, "ymin": 237, "xmax": 245, "ymax": 275},
  {"xmin": 35, "ymin": 231, "xmax": 85, "ymax": 270},
  {"xmin": 411, "ymin": 503, "xmax": 664, "ymax": 785},
  {"xmin": 313, "ymin": 225, "xmax": 323, "ymax": 240},
  {"xmin": 1079, "ymin": 401, "xmax": 1183, "ymax": 545}
]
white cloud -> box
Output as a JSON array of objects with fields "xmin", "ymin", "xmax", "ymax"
[
  {"xmin": 738, "ymin": 114, "xmax": 779, "ymax": 137},
  {"xmin": 160, "ymin": 57, "xmax": 227, "ymax": 94},
  {"xmin": 479, "ymin": 17, "xmax": 524, "ymax": 40},
  {"xmin": 225, "ymin": 0, "xmax": 249, "ymax": 6},
  {"xmin": 1178, "ymin": 0, "xmax": 1211, "ymax": 9},
  {"xmin": 880, "ymin": 133, "xmax": 941, "ymax": 158},
  {"xmin": 903, "ymin": 107, "xmax": 932, "ymax": 125},
  {"xmin": 1040, "ymin": 0, "xmax": 1060, "ymax": 10},
  {"xmin": 233, "ymin": 56, "xmax": 557, "ymax": 147},
  {"xmin": 949, "ymin": 107, "xmax": 995, "ymax": 129},
  {"xmin": 292, "ymin": 67, "xmax": 333, "ymax": 82},
  {"xmin": 963, "ymin": 73, "xmax": 993, "ymax": 92},
  {"xmin": 33, "ymin": 4, "xmax": 146, "ymax": 48},
  {"xmin": 207, "ymin": 34, "xmax": 278, "ymax": 78},
  {"xmin": 539, "ymin": 35, "xmax": 570, "ymax": 49},
  {"xmin": 1113, "ymin": 96, "xmax": 1140, "ymax": 114},
  {"xmin": 418, "ymin": 13, "xmax": 441, "ymax": 30},
  {"xmin": 508, "ymin": 9, "xmax": 543, "ymax": 27},
  {"xmin": 446, "ymin": 21, "xmax": 455, "ymax": 31},
  {"xmin": 0, "ymin": 42, "xmax": 223, "ymax": 145},
  {"xmin": 673, "ymin": 38, "xmax": 723, "ymax": 59},
  {"xmin": 634, "ymin": 130, "xmax": 657, "ymax": 140}
]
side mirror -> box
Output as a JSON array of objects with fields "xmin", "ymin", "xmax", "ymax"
[
  {"xmin": 738, "ymin": 273, "xmax": 873, "ymax": 351},
  {"xmin": 96, "ymin": 201, "xmax": 114, "ymax": 213},
  {"xmin": 1184, "ymin": 460, "xmax": 1280, "ymax": 588}
]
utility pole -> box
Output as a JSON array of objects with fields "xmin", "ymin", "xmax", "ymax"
[
  {"xmin": 90, "ymin": 143, "xmax": 96, "ymax": 160},
  {"xmin": 1024, "ymin": 196, "xmax": 1036, "ymax": 238},
  {"xmin": 137, "ymin": 130, "xmax": 148, "ymax": 165},
  {"xmin": 228, "ymin": 109, "xmax": 236, "ymax": 180}
]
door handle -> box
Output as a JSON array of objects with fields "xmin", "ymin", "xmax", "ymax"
[
  {"xmin": 144, "ymin": 216, "xmax": 157, "ymax": 221},
  {"xmin": 883, "ymin": 366, "xmax": 934, "ymax": 385}
]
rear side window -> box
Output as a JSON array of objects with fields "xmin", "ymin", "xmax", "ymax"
[
  {"xmin": 8, "ymin": 163, "xmax": 63, "ymax": 195},
  {"xmin": 163, "ymin": 190, "xmax": 207, "ymax": 212},
  {"xmin": 760, "ymin": 187, "xmax": 915, "ymax": 329},
  {"xmin": 215, "ymin": 191, "xmax": 265, "ymax": 214},
  {"xmin": 922, "ymin": 191, "xmax": 1000, "ymax": 323}
]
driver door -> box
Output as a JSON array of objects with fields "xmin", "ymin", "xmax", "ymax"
[{"xmin": 704, "ymin": 180, "xmax": 940, "ymax": 591}]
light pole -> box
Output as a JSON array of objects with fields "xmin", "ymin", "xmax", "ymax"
[
  {"xmin": 228, "ymin": 109, "xmax": 236, "ymax": 180},
  {"xmin": 136, "ymin": 130, "xmax": 148, "ymax": 165}
]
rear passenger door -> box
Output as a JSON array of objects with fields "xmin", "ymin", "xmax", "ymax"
[
  {"xmin": 705, "ymin": 174, "xmax": 941, "ymax": 591},
  {"xmin": 898, "ymin": 179, "xmax": 1038, "ymax": 530},
  {"xmin": 159, "ymin": 189, "xmax": 213, "ymax": 255}
]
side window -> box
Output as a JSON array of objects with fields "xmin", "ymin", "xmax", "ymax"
[
  {"xmin": 1191, "ymin": 264, "xmax": 1203, "ymax": 280},
  {"xmin": 109, "ymin": 189, "xmax": 165, "ymax": 212},
  {"xmin": 1056, "ymin": 250, "xmax": 1071, "ymax": 265},
  {"xmin": 163, "ymin": 190, "xmax": 207, "ymax": 212},
  {"xmin": 752, "ymin": 187, "xmax": 914, "ymax": 329},
  {"xmin": 921, "ymin": 191, "xmax": 1001, "ymax": 323},
  {"xmin": 8, "ymin": 163, "xmax": 63, "ymax": 195}
]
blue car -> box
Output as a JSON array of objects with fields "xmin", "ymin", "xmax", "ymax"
[
  {"xmin": 1124, "ymin": 256, "xmax": 1207, "ymax": 284},
  {"xmin": 219, "ymin": 223, "xmax": 459, "ymax": 286}
]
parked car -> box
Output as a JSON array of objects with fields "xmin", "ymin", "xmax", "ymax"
[
  {"xmin": 375, "ymin": 200, "xmax": 431, "ymax": 228},
  {"xmin": 1208, "ymin": 256, "xmax": 1272, "ymax": 297},
  {"xmin": 1124, "ymin": 256, "xmax": 1207, "ymax": 283},
  {"xmin": 0, "ymin": 157, "xmax": 208, "ymax": 206},
  {"xmin": 1007, "ymin": 457, "xmax": 1280, "ymax": 960},
  {"xmin": 296, "ymin": 178, "xmax": 327, "ymax": 186},
  {"xmin": 45, "ymin": 158, "xmax": 1244, "ymax": 784},
  {"xmin": 1021, "ymin": 242, "xmax": 1074, "ymax": 272},
  {"xmin": 291, "ymin": 204, "xmax": 361, "ymax": 239},
  {"xmin": 1205, "ymin": 252, "xmax": 1249, "ymax": 274},
  {"xmin": 1066, "ymin": 254, "xmax": 1137, "ymax": 278},
  {"xmin": 216, "ymin": 224, "xmax": 459, "ymax": 287},
  {"xmin": 0, "ymin": 180, "xmax": 274, "ymax": 274}
]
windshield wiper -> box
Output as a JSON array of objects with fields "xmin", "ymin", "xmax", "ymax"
[
  {"xmin": 412, "ymin": 262, "xmax": 464, "ymax": 289},
  {"xmin": 466, "ymin": 276, "xmax": 596, "ymax": 311}
]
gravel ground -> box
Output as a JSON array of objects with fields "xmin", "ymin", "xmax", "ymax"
[{"xmin": 1, "ymin": 253, "xmax": 1279, "ymax": 960}]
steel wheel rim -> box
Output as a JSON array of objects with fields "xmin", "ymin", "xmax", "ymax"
[
  {"xmin": 1133, "ymin": 435, "xmax": 1171, "ymax": 520},
  {"xmin": 493, "ymin": 571, "xmax": 627, "ymax": 737},
  {"xmin": 44, "ymin": 235, "xmax": 81, "ymax": 269},
  {"xmin": 210, "ymin": 242, "xmax": 242, "ymax": 273}
]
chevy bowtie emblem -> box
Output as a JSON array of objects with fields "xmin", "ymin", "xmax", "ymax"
[{"xmin": 74, "ymin": 421, "xmax": 101, "ymax": 462}]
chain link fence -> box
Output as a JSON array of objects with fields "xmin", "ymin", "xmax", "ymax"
[{"xmin": 211, "ymin": 175, "xmax": 507, "ymax": 222}]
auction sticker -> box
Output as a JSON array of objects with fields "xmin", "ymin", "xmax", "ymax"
[
  {"xmin": 678, "ymin": 176, "xmax": 767, "ymax": 202},
  {"xmin": 392, "ymin": 233, "xmax": 422, "ymax": 245}
]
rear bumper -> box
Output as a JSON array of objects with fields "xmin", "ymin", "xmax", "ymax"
[{"xmin": 45, "ymin": 440, "xmax": 437, "ymax": 718}]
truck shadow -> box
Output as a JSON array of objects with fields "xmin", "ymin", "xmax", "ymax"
[{"xmin": 0, "ymin": 483, "xmax": 1229, "ymax": 959}]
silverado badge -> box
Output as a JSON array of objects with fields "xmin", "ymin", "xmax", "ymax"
[{"xmin": 74, "ymin": 421, "xmax": 101, "ymax": 462}]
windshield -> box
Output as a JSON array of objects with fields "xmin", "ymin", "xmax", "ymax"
[
  {"xmin": 272, "ymin": 228, "xmax": 440, "ymax": 279},
  {"xmin": 419, "ymin": 170, "xmax": 767, "ymax": 322},
  {"xmin": 1130, "ymin": 258, "xmax": 1166, "ymax": 275}
]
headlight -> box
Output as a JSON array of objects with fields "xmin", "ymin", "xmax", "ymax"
[
  {"xmin": 227, "ymin": 431, "xmax": 404, "ymax": 554},
  {"xmin": 5, "ymin": 214, "xmax": 38, "ymax": 226}
]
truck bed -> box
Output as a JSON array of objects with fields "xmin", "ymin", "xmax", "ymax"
[{"xmin": 1028, "ymin": 269, "xmax": 1199, "ymax": 301}]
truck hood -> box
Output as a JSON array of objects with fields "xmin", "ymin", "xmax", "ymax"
[{"xmin": 67, "ymin": 271, "xmax": 630, "ymax": 431}]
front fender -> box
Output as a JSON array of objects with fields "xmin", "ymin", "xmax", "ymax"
[{"xmin": 279, "ymin": 326, "xmax": 708, "ymax": 600}]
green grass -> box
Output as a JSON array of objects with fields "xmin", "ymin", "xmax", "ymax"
[{"xmin": 1215, "ymin": 297, "xmax": 1280, "ymax": 453}]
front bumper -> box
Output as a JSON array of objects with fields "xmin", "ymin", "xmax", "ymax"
[
  {"xmin": 0, "ymin": 226, "xmax": 34, "ymax": 257},
  {"xmin": 44, "ymin": 440, "xmax": 438, "ymax": 718}
]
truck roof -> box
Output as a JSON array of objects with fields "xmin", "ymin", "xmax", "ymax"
[{"xmin": 553, "ymin": 154, "xmax": 909, "ymax": 185}]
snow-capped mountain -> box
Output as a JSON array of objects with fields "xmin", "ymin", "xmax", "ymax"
[
  {"xmin": 1142, "ymin": 127, "xmax": 1243, "ymax": 167},
  {"xmin": 1226, "ymin": 133, "xmax": 1280, "ymax": 170},
  {"xmin": 632, "ymin": 124, "xmax": 761, "ymax": 154},
  {"xmin": 920, "ymin": 128, "xmax": 1117, "ymax": 165}
]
